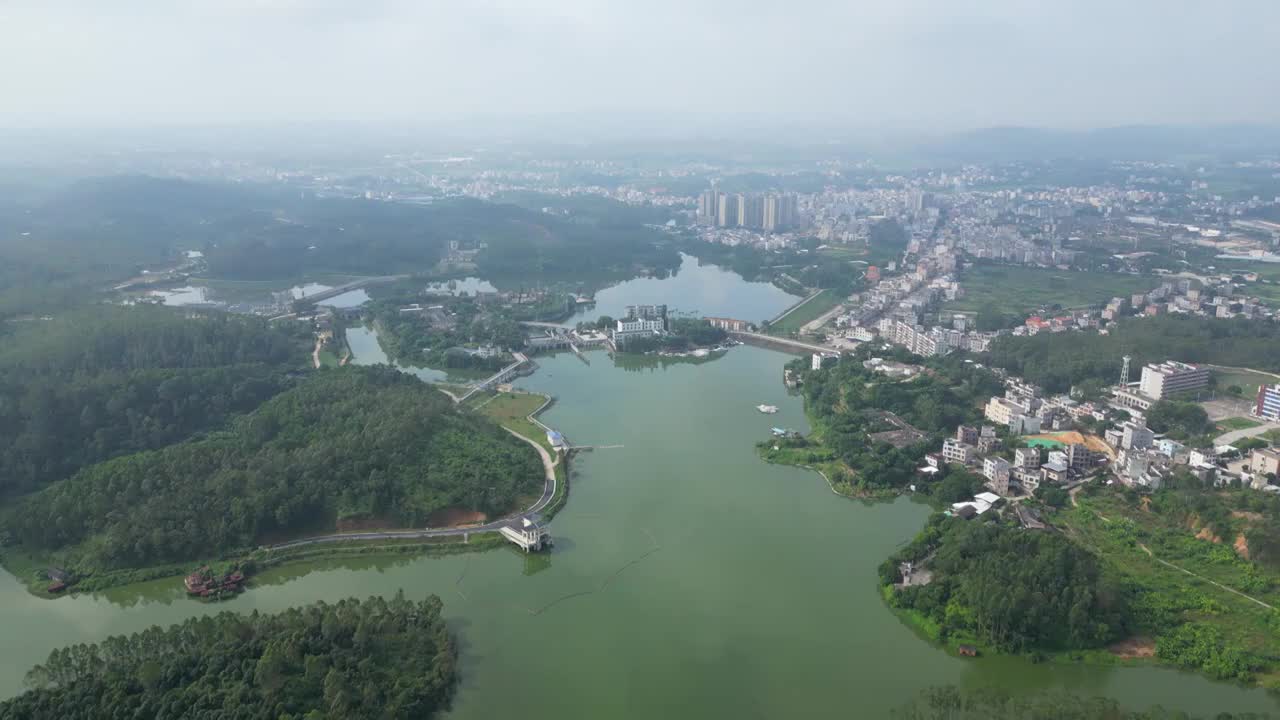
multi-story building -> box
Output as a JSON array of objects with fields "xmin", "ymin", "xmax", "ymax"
[
  {"xmin": 1249, "ymin": 448, "xmax": 1280, "ymax": 477},
  {"xmin": 1255, "ymin": 384, "xmax": 1280, "ymax": 422},
  {"xmin": 1041, "ymin": 460, "xmax": 1070, "ymax": 484},
  {"xmin": 717, "ymin": 193, "xmax": 739, "ymax": 228},
  {"xmin": 705, "ymin": 317, "xmax": 751, "ymax": 332},
  {"xmin": 625, "ymin": 305, "xmax": 668, "ymax": 324},
  {"xmin": 1068, "ymin": 443, "xmax": 1103, "ymax": 472},
  {"xmin": 615, "ymin": 317, "xmax": 665, "ymax": 334},
  {"xmin": 1014, "ymin": 447, "xmax": 1041, "ymax": 469},
  {"xmin": 984, "ymin": 397, "xmax": 1029, "ymax": 426},
  {"xmin": 1120, "ymin": 422, "xmax": 1154, "ymax": 451},
  {"xmin": 955, "ymin": 425, "xmax": 979, "ymax": 445},
  {"xmin": 983, "ymin": 457, "xmax": 1012, "ymax": 495},
  {"xmin": 1008, "ymin": 414, "xmax": 1041, "ymax": 435},
  {"xmin": 1139, "ymin": 361, "xmax": 1209, "ymax": 400},
  {"xmin": 942, "ymin": 439, "xmax": 975, "ymax": 465}
]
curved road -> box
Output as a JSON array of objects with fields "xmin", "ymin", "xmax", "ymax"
[{"xmin": 265, "ymin": 428, "xmax": 558, "ymax": 551}]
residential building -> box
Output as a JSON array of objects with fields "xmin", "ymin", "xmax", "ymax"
[
  {"xmin": 1104, "ymin": 427, "xmax": 1124, "ymax": 448},
  {"xmin": 1139, "ymin": 361, "xmax": 1209, "ymax": 400},
  {"xmin": 1250, "ymin": 448, "xmax": 1280, "ymax": 477},
  {"xmin": 1068, "ymin": 443, "xmax": 1103, "ymax": 472},
  {"xmin": 1041, "ymin": 460, "xmax": 1070, "ymax": 484},
  {"xmin": 1014, "ymin": 447, "xmax": 1041, "ymax": 469},
  {"xmin": 1008, "ymin": 414, "xmax": 1041, "ymax": 435},
  {"xmin": 955, "ymin": 425, "xmax": 978, "ymax": 445},
  {"xmin": 984, "ymin": 397, "xmax": 1028, "ymax": 426},
  {"xmin": 1156, "ymin": 438, "xmax": 1185, "ymax": 457},
  {"xmin": 1014, "ymin": 467, "xmax": 1041, "ymax": 492},
  {"xmin": 1189, "ymin": 448, "xmax": 1217, "ymax": 468},
  {"xmin": 942, "ymin": 439, "xmax": 975, "ymax": 465},
  {"xmin": 1121, "ymin": 422, "xmax": 1154, "ymax": 451},
  {"xmin": 977, "ymin": 425, "xmax": 1001, "ymax": 454},
  {"xmin": 705, "ymin": 317, "xmax": 752, "ymax": 332},
  {"xmin": 983, "ymin": 457, "xmax": 1012, "ymax": 495}
]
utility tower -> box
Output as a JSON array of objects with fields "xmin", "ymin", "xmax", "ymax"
[{"xmin": 1120, "ymin": 355, "xmax": 1132, "ymax": 386}]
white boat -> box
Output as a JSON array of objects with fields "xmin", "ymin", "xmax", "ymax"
[{"xmin": 756, "ymin": 404, "xmax": 779, "ymax": 414}]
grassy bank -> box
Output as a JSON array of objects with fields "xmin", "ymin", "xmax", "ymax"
[
  {"xmin": 1212, "ymin": 367, "xmax": 1280, "ymax": 400},
  {"xmin": 472, "ymin": 390, "xmax": 556, "ymax": 455},
  {"xmin": 767, "ymin": 289, "xmax": 842, "ymax": 335}
]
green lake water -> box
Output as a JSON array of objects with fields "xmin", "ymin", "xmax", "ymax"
[{"xmin": 1, "ymin": 262, "xmax": 1277, "ymax": 717}]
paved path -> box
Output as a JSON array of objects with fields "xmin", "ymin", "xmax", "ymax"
[
  {"xmin": 729, "ymin": 330, "xmax": 834, "ymax": 355},
  {"xmin": 800, "ymin": 301, "xmax": 846, "ymax": 335},
  {"xmin": 264, "ymin": 427, "xmax": 558, "ymax": 551},
  {"xmin": 767, "ymin": 289, "xmax": 823, "ymax": 326},
  {"xmin": 1215, "ymin": 421, "xmax": 1280, "ymax": 446}
]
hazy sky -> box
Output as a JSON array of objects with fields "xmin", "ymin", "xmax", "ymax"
[{"xmin": 3, "ymin": 0, "xmax": 1279, "ymax": 133}]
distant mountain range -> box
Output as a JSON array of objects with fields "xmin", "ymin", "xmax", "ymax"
[{"xmin": 909, "ymin": 124, "xmax": 1280, "ymax": 163}]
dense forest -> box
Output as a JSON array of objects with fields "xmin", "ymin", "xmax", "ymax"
[
  {"xmin": 892, "ymin": 685, "xmax": 1270, "ymax": 720},
  {"xmin": 0, "ymin": 594, "xmax": 458, "ymax": 720},
  {"xmin": 984, "ymin": 316, "xmax": 1280, "ymax": 393},
  {"xmin": 2, "ymin": 366, "xmax": 543, "ymax": 573},
  {"xmin": 0, "ymin": 307, "xmax": 309, "ymax": 497},
  {"xmin": 882, "ymin": 515, "xmax": 1129, "ymax": 652},
  {"xmin": 792, "ymin": 349, "xmax": 1004, "ymax": 491}
]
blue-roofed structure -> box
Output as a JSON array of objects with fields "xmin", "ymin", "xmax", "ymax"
[{"xmin": 547, "ymin": 430, "xmax": 566, "ymax": 450}]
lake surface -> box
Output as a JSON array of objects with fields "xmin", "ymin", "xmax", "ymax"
[
  {"xmin": 344, "ymin": 325, "xmax": 482, "ymax": 384},
  {"xmin": 568, "ymin": 253, "xmax": 801, "ymax": 325},
  {"xmin": 1, "ymin": 263, "xmax": 1277, "ymax": 716},
  {"xmin": 147, "ymin": 285, "xmax": 220, "ymax": 306},
  {"xmin": 426, "ymin": 277, "xmax": 498, "ymax": 296}
]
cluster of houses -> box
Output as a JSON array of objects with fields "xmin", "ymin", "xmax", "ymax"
[{"xmin": 925, "ymin": 358, "xmax": 1280, "ymax": 503}]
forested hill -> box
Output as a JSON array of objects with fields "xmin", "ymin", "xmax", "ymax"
[
  {"xmin": 883, "ymin": 515, "xmax": 1129, "ymax": 653},
  {"xmin": 983, "ymin": 316, "xmax": 1280, "ymax": 393},
  {"xmin": 1, "ymin": 594, "xmax": 458, "ymax": 719},
  {"xmin": 0, "ymin": 307, "xmax": 311, "ymax": 497},
  {"xmin": 0, "ymin": 175, "xmax": 681, "ymax": 317},
  {"xmin": 2, "ymin": 366, "xmax": 544, "ymax": 573},
  {"xmin": 0, "ymin": 305, "xmax": 306, "ymax": 374}
]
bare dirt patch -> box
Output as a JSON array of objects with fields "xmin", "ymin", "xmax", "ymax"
[
  {"xmin": 1108, "ymin": 636, "xmax": 1156, "ymax": 659},
  {"xmin": 1195, "ymin": 527, "xmax": 1223, "ymax": 544},
  {"xmin": 425, "ymin": 507, "xmax": 488, "ymax": 528},
  {"xmin": 1235, "ymin": 533, "xmax": 1251, "ymax": 560}
]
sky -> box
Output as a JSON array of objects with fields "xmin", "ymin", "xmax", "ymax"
[{"xmin": 2, "ymin": 0, "xmax": 1279, "ymax": 134}]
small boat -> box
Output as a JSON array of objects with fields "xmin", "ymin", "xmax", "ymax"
[{"xmin": 757, "ymin": 404, "xmax": 779, "ymax": 414}]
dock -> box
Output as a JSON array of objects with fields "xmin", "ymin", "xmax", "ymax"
[{"xmin": 500, "ymin": 515, "xmax": 551, "ymax": 552}]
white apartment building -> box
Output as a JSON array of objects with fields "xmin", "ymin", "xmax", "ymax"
[
  {"xmin": 984, "ymin": 397, "xmax": 1028, "ymax": 426},
  {"xmin": 942, "ymin": 439, "xmax": 975, "ymax": 465},
  {"xmin": 1139, "ymin": 361, "xmax": 1209, "ymax": 400}
]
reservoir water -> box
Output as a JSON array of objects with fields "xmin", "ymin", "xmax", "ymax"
[
  {"xmin": 1, "ymin": 260, "xmax": 1276, "ymax": 717},
  {"xmin": 567, "ymin": 253, "xmax": 800, "ymax": 325}
]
